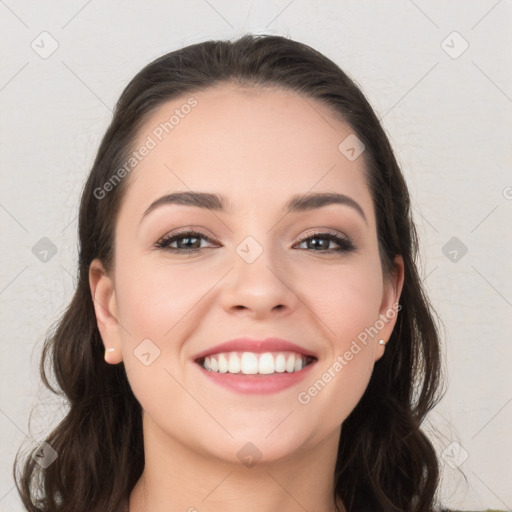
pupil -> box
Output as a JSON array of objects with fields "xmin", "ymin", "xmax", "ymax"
[
  {"xmin": 179, "ymin": 236, "xmax": 199, "ymax": 249},
  {"xmin": 310, "ymin": 238, "xmax": 327, "ymax": 250}
]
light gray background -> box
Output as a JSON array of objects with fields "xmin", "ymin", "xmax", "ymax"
[{"xmin": 1, "ymin": 1, "xmax": 511, "ymax": 510}]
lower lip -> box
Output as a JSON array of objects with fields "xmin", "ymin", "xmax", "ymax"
[{"xmin": 196, "ymin": 361, "xmax": 317, "ymax": 394}]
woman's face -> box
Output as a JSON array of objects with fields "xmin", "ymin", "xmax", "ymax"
[{"xmin": 91, "ymin": 84, "xmax": 403, "ymax": 465}]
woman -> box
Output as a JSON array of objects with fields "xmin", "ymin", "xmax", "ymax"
[{"xmin": 14, "ymin": 33, "xmax": 447, "ymax": 512}]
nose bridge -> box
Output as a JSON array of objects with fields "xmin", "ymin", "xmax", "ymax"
[{"xmin": 222, "ymin": 232, "xmax": 297, "ymax": 315}]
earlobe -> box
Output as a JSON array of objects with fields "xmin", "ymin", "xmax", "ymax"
[{"xmin": 89, "ymin": 259, "xmax": 123, "ymax": 364}]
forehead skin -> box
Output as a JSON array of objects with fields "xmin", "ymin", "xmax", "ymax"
[{"xmin": 118, "ymin": 84, "xmax": 376, "ymax": 248}]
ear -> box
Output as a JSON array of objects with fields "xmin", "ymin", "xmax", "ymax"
[
  {"xmin": 89, "ymin": 258, "xmax": 123, "ymax": 364},
  {"xmin": 375, "ymin": 255, "xmax": 404, "ymax": 361}
]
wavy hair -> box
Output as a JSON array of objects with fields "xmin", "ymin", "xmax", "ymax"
[{"xmin": 14, "ymin": 33, "xmax": 446, "ymax": 512}]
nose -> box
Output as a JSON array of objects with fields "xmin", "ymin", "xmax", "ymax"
[{"xmin": 220, "ymin": 244, "xmax": 298, "ymax": 319}]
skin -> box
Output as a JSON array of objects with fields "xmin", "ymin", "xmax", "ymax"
[{"xmin": 89, "ymin": 84, "xmax": 404, "ymax": 512}]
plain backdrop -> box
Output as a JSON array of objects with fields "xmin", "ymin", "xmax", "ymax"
[{"xmin": 1, "ymin": 1, "xmax": 511, "ymax": 510}]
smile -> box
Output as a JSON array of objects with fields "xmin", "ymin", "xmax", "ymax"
[
  {"xmin": 195, "ymin": 352, "xmax": 317, "ymax": 395},
  {"xmin": 199, "ymin": 351, "xmax": 316, "ymax": 375}
]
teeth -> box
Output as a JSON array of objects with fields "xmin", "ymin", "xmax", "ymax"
[
  {"xmin": 240, "ymin": 352, "xmax": 258, "ymax": 374},
  {"xmin": 258, "ymin": 352, "xmax": 274, "ymax": 374},
  {"xmin": 275, "ymin": 353, "xmax": 286, "ymax": 373},
  {"xmin": 218, "ymin": 353, "xmax": 228, "ymax": 373},
  {"xmin": 228, "ymin": 353, "xmax": 240, "ymax": 373},
  {"xmin": 201, "ymin": 351, "xmax": 310, "ymax": 374}
]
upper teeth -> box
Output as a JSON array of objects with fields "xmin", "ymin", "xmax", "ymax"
[{"xmin": 201, "ymin": 351, "xmax": 310, "ymax": 374}]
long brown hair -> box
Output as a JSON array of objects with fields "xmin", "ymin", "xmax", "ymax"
[{"xmin": 14, "ymin": 33, "xmax": 446, "ymax": 512}]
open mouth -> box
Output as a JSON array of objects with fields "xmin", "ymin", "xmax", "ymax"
[{"xmin": 196, "ymin": 351, "xmax": 317, "ymax": 375}]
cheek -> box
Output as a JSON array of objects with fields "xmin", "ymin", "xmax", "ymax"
[
  {"xmin": 292, "ymin": 259, "xmax": 383, "ymax": 425},
  {"xmin": 296, "ymin": 329, "xmax": 378, "ymax": 437},
  {"xmin": 114, "ymin": 256, "xmax": 212, "ymax": 339},
  {"xmin": 296, "ymin": 257, "xmax": 384, "ymax": 343},
  {"xmin": 112, "ymin": 256, "xmax": 209, "ymax": 418},
  {"xmin": 298, "ymin": 350, "xmax": 374, "ymax": 437}
]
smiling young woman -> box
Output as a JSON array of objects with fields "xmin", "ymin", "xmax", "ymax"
[{"xmin": 14, "ymin": 34, "xmax": 447, "ymax": 512}]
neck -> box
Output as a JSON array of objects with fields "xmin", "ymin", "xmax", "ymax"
[{"xmin": 128, "ymin": 412, "xmax": 345, "ymax": 512}]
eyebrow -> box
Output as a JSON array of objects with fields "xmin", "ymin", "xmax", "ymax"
[{"xmin": 141, "ymin": 191, "xmax": 367, "ymax": 224}]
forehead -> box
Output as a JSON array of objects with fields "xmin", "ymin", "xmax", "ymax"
[{"xmin": 122, "ymin": 84, "xmax": 372, "ymax": 217}]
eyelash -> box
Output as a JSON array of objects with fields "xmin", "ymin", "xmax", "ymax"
[{"xmin": 154, "ymin": 229, "xmax": 356, "ymax": 255}]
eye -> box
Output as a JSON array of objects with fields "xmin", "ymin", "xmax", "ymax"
[
  {"xmin": 154, "ymin": 229, "xmax": 356, "ymax": 255},
  {"xmin": 293, "ymin": 231, "xmax": 356, "ymax": 253},
  {"xmin": 154, "ymin": 230, "xmax": 219, "ymax": 254}
]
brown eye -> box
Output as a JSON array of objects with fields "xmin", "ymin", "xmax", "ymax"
[
  {"xmin": 155, "ymin": 230, "xmax": 219, "ymax": 254},
  {"xmin": 294, "ymin": 232, "xmax": 356, "ymax": 253}
]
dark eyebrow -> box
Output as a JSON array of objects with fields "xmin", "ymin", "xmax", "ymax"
[
  {"xmin": 141, "ymin": 191, "xmax": 367, "ymax": 224},
  {"xmin": 141, "ymin": 191, "xmax": 228, "ymax": 222},
  {"xmin": 285, "ymin": 192, "xmax": 367, "ymax": 223}
]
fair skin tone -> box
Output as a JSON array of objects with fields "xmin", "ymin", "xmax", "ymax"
[{"xmin": 89, "ymin": 84, "xmax": 404, "ymax": 512}]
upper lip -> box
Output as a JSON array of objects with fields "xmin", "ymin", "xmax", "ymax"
[{"xmin": 193, "ymin": 337, "xmax": 318, "ymax": 361}]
